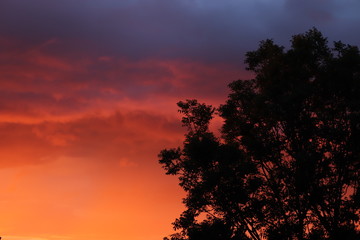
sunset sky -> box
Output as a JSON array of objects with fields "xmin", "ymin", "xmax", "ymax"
[{"xmin": 1, "ymin": 1, "xmax": 360, "ymax": 240}]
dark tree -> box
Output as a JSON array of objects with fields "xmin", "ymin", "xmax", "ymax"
[{"xmin": 159, "ymin": 29, "xmax": 360, "ymax": 240}]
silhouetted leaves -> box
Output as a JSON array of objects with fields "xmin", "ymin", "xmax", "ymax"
[{"xmin": 159, "ymin": 28, "xmax": 360, "ymax": 240}]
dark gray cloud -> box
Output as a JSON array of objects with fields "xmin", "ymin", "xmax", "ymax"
[{"xmin": 2, "ymin": 0, "xmax": 359, "ymax": 63}]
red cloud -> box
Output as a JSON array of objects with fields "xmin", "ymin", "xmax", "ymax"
[{"xmin": 1, "ymin": 38, "xmax": 248, "ymax": 124}]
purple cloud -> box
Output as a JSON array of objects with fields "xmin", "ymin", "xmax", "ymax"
[{"xmin": 2, "ymin": 0, "xmax": 359, "ymax": 63}]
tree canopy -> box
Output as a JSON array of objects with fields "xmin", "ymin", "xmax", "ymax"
[{"xmin": 159, "ymin": 28, "xmax": 360, "ymax": 240}]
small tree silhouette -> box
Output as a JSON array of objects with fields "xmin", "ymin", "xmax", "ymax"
[{"xmin": 159, "ymin": 29, "xmax": 360, "ymax": 240}]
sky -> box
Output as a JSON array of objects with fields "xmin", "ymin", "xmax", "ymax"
[{"xmin": 0, "ymin": 0, "xmax": 360, "ymax": 240}]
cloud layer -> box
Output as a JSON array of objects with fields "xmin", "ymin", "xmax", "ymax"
[{"xmin": 2, "ymin": 0, "xmax": 359, "ymax": 62}]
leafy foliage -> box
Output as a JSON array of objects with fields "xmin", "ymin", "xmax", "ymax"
[{"xmin": 159, "ymin": 28, "xmax": 360, "ymax": 240}]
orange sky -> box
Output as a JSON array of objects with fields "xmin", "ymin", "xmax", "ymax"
[{"xmin": 0, "ymin": 35, "xmax": 242, "ymax": 240}]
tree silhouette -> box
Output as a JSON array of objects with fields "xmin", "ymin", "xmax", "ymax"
[{"xmin": 159, "ymin": 29, "xmax": 360, "ymax": 240}]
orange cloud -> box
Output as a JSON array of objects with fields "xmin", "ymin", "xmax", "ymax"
[{"xmin": 0, "ymin": 108, "xmax": 184, "ymax": 168}]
